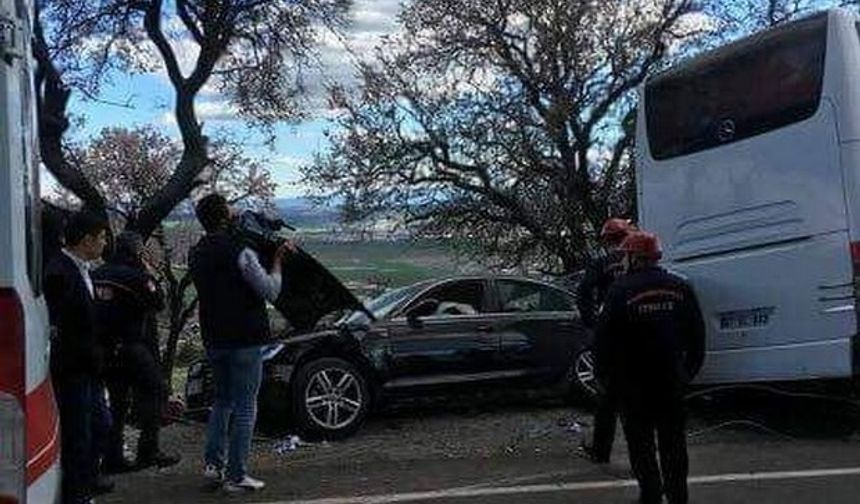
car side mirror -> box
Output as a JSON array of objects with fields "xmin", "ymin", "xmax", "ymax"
[{"xmin": 406, "ymin": 298, "xmax": 439, "ymax": 328}]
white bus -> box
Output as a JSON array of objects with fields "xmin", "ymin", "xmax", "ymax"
[
  {"xmin": 636, "ymin": 9, "xmax": 860, "ymax": 386},
  {"xmin": 1, "ymin": 0, "xmax": 61, "ymax": 503}
]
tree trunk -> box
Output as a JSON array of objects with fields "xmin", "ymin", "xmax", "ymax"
[
  {"xmin": 162, "ymin": 293, "xmax": 197, "ymax": 394},
  {"xmin": 33, "ymin": 16, "xmax": 108, "ymax": 221},
  {"xmin": 130, "ymin": 149, "xmax": 208, "ymax": 240},
  {"xmin": 153, "ymin": 225, "xmax": 198, "ymax": 392}
]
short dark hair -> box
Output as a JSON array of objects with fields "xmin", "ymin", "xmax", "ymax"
[
  {"xmin": 64, "ymin": 211, "xmax": 108, "ymax": 247},
  {"xmin": 195, "ymin": 194, "xmax": 231, "ymax": 233},
  {"xmin": 111, "ymin": 231, "xmax": 145, "ymax": 266}
]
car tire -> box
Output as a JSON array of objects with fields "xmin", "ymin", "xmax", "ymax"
[
  {"xmin": 291, "ymin": 357, "xmax": 371, "ymax": 440},
  {"xmin": 568, "ymin": 347, "xmax": 601, "ymax": 404}
]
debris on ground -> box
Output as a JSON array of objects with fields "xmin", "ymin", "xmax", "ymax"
[
  {"xmin": 273, "ymin": 435, "xmax": 305, "ymax": 455},
  {"xmin": 557, "ymin": 416, "xmax": 587, "ymax": 435}
]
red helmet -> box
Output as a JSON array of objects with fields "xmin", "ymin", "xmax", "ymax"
[
  {"xmin": 600, "ymin": 218, "xmax": 633, "ymax": 241},
  {"xmin": 620, "ymin": 231, "xmax": 663, "ymax": 260}
]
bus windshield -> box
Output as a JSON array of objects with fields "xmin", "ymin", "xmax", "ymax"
[{"xmin": 645, "ymin": 14, "xmax": 827, "ymax": 160}]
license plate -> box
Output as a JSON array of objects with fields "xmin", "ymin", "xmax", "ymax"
[{"xmin": 719, "ymin": 307, "xmax": 775, "ymax": 331}]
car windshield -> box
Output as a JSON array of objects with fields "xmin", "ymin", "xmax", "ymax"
[{"xmin": 340, "ymin": 282, "xmax": 429, "ymax": 326}]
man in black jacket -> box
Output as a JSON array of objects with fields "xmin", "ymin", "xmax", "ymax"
[
  {"xmin": 189, "ymin": 194, "xmax": 294, "ymax": 493},
  {"xmin": 576, "ymin": 217, "xmax": 632, "ymax": 463},
  {"xmin": 595, "ymin": 231, "xmax": 705, "ymax": 504},
  {"xmin": 93, "ymin": 231, "xmax": 180, "ymax": 473},
  {"xmin": 44, "ymin": 211, "xmax": 110, "ymax": 504}
]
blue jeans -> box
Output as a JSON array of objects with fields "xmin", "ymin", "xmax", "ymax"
[{"xmin": 204, "ymin": 346, "xmax": 264, "ymax": 482}]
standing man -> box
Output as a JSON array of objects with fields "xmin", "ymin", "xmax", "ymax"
[
  {"xmin": 93, "ymin": 231, "xmax": 180, "ymax": 473},
  {"xmin": 594, "ymin": 231, "xmax": 705, "ymax": 504},
  {"xmin": 576, "ymin": 217, "xmax": 633, "ymax": 463},
  {"xmin": 189, "ymin": 194, "xmax": 294, "ymax": 493},
  {"xmin": 44, "ymin": 211, "xmax": 110, "ymax": 504}
]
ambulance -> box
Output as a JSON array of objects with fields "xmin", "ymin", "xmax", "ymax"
[{"xmin": 1, "ymin": 0, "xmax": 61, "ymax": 502}]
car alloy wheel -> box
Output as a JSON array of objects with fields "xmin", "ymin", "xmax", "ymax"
[
  {"xmin": 573, "ymin": 348, "xmax": 600, "ymax": 399},
  {"xmin": 304, "ymin": 367, "xmax": 364, "ymax": 431}
]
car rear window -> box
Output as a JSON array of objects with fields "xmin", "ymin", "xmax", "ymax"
[
  {"xmin": 496, "ymin": 280, "xmax": 575, "ymax": 313},
  {"xmin": 645, "ymin": 13, "xmax": 827, "ymax": 160}
]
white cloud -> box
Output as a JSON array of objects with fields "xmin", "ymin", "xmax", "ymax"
[
  {"xmin": 147, "ymin": 2, "xmax": 405, "ymax": 125},
  {"xmin": 676, "ymin": 11, "xmax": 717, "ymax": 37},
  {"xmin": 160, "ymin": 100, "xmax": 241, "ymax": 125},
  {"xmin": 350, "ymin": 0, "xmax": 402, "ymax": 32},
  {"xmin": 274, "ymin": 155, "xmax": 311, "ymax": 169},
  {"xmin": 40, "ymin": 164, "xmax": 59, "ymax": 198},
  {"xmin": 297, "ymin": 0, "xmax": 405, "ymax": 115},
  {"xmin": 195, "ymin": 101, "xmax": 240, "ymax": 121},
  {"xmin": 271, "ymin": 155, "xmax": 315, "ymax": 197}
]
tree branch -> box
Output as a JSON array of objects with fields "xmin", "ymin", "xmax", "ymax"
[
  {"xmin": 142, "ymin": 0, "xmax": 186, "ymax": 90},
  {"xmin": 33, "ymin": 10, "xmax": 107, "ymax": 215},
  {"xmin": 176, "ymin": 0, "xmax": 204, "ymax": 44}
]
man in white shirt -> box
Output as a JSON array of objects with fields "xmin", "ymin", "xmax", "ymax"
[
  {"xmin": 44, "ymin": 211, "xmax": 110, "ymax": 504},
  {"xmin": 189, "ymin": 194, "xmax": 295, "ymax": 493}
]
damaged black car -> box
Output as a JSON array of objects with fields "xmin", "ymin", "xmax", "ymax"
[{"xmin": 185, "ymin": 213, "xmax": 593, "ymax": 440}]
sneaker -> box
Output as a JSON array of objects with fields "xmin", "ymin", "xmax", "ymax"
[
  {"xmin": 203, "ymin": 464, "xmax": 224, "ymax": 482},
  {"xmin": 224, "ymin": 475, "xmax": 266, "ymax": 493}
]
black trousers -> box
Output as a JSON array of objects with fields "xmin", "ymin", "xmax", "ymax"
[
  {"xmin": 54, "ymin": 375, "xmax": 110, "ymax": 503},
  {"xmin": 106, "ymin": 343, "xmax": 164, "ymax": 463},
  {"xmin": 590, "ymin": 387, "xmax": 618, "ymax": 462},
  {"xmin": 621, "ymin": 394, "xmax": 689, "ymax": 504}
]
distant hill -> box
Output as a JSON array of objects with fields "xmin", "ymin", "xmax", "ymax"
[
  {"xmin": 275, "ymin": 197, "xmax": 340, "ymax": 230},
  {"xmin": 165, "ymin": 197, "xmax": 341, "ymax": 230}
]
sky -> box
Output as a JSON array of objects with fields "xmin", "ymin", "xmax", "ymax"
[{"xmin": 62, "ymin": 0, "xmax": 404, "ymax": 199}]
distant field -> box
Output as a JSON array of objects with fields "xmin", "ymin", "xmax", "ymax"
[
  {"xmin": 300, "ymin": 239, "xmax": 483, "ymax": 292},
  {"xmin": 161, "ymin": 220, "xmax": 485, "ymax": 294}
]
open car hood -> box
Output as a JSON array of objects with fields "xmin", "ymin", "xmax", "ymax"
[
  {"xmin": 235, "ymin": 211, "xmax": 371, "ymax": 333},
  {"xmin": 274, "ymin": 248, "xmax": 370, "ymax": 333}
]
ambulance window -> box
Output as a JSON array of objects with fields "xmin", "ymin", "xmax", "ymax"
[{"xmin": 20, "ymin": 63, "xmax": 41, "ymax": 295}]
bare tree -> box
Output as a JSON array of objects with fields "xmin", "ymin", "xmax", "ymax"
[
  {"xmin": 34, "ymin": 0, "xmax": 351, "ymax": 237},
  {"xmin": 303, "ymin": 0, "xmax": 859, "ymax": 274},
  {"xmin": 702, "ymin": 0, "xmax": 859, "ymax": 41},
  {"xmin": 303, "ymin": 0, "xmax": 704, "ymax": 273}
]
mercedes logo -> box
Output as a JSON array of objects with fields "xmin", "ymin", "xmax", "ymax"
[{"xmin": 717, "ymin": 119, "xmax": 736, "ymax": 142}]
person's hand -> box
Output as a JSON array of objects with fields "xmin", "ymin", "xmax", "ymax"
[
  {"xmin": 140, "ymin": 248, "xmax": 158, "ymax": 274},
  {"xmin": 274, "ymin": 240, "xmax": 297, "ymax": 262},
  {"xmin": 142, "ymin": 258, "xmax": 158, "ymax": 276}
]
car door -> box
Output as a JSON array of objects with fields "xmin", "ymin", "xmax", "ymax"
[
  {"xmin": 384, "ymin": 279, "xmax": 502, "ymax": 388},
  {"xmin": 491, "ymin": 279, "xmax": 583, "ymax": 382}
]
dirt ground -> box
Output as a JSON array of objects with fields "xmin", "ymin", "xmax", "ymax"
[{"xmin": 101, "ymin": 387, "xmax": 860, "ymax": 503}]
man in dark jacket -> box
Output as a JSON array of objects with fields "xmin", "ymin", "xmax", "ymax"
[
  {"xmin": 595, "ymin": 231, "xmax": 705, "ymax": 504},
  {"xmin": 576, "ymin": 217, "xmax": 632, "ymax": 463},
  {"xmin": 44, "ymin": 211, "xmax": 110, "ymax": 504},
  {"xmin": 189, "ymin": 194, "xmax": 294, "ymax": 492},
  {"xmin": 93, "ymin": 231, "xmax": 180, "ymax": 473}
]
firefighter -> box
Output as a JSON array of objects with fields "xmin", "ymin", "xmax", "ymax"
[
  {"xmin": 576, "ymin": 217, "xmax": 633, "ymax": 463},
  {"xmin": 594, "ymin": 231, "xmax": 705, "ymax": 504},
  {"xmin": 93, "ymin": 231, "xmax": 180, "ymax": 472}
]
